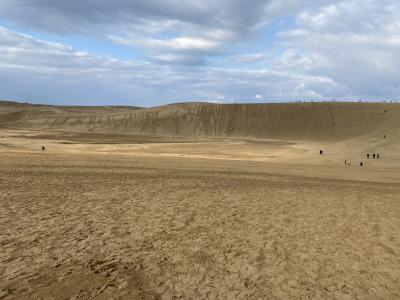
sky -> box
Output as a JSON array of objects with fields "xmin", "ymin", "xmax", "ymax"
[{"xmin": 0, "ymin": 0, "xmax": 399, "ymax": 107}]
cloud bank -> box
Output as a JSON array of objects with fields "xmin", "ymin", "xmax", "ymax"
[{"xmin": 0, "ymin": 0, "xmax": 399, "ymax": 105}]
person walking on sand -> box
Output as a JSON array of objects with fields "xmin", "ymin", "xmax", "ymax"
[
  {"xmin": 41, "ymin": 146, "xmax": 46, "ymax": 151},
  {"xmin": 320, "ymin": 150, "xmax": 323, "ymax": 155},
  {"xmin": 373, "ymin": 153, "xmax": 376, "ymax": 159},
  {"xmin": 367, "ymin": 154, "xmax": 370, "ymax": 159},
  {"xmin": 360, "ymin": 162, "xmax": 363, "ymax": 167}
]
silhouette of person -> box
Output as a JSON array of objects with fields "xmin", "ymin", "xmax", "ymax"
[
  {"xmin": 367, "ymin": 154, "xmax": 370, "ymax": 159},
  {"xmin": 320, "ymin": 150, "xmax": 323, "ymax": 155},
  {"xmin": 41, "ymin": 146, "xmax": 46, "ymax": 151}
]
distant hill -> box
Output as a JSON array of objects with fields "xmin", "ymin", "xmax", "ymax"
[{"xmin": 1, "ymin": 100, "xmax": 399, "ymax": 141}]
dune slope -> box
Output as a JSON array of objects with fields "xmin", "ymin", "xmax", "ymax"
[{"xmin": 1, "ymin": 101, "xmax": 399, "ymax": 141}]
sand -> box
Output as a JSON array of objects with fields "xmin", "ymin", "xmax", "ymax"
[{"xmin": 1, "ymin": 128, "xmax": 400, "ymax": 299}]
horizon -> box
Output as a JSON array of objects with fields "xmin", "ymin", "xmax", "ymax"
[
  {"xmin": 1, "ymin": 0, "xmax": 400, "ymax": 107},
  {"xmin": 2, "ymin": 98, "xmax": 399, "ymax": 109}
]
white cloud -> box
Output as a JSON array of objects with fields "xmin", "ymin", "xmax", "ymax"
[
  {"xmin": 144, "ymin": 37, "xmax": 220, "ymax": 51},
  {"xmin": 233, "ymin": 53, "xmax": 267, "ymax": 63},
  {"xmin": 1, "ymin": 0, "xmax": 400, "ymax": 105},
  {"xmin": 0, "ymin": 25, "xmax": 345, "ymax": 105},
  {"xmin": 0, "ymin": 0, "xmax": 317, "ymax": 66},
  {"xmin": 273, "ymin": 0, "xmax": 400, "ymax": 99}
]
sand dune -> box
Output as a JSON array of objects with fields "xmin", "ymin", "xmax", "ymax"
[
  {"xmin": 1, "ymin": 100, "xmax": 400, "ymax": 299},
  {"xmin": 2, "ymin": 100, "xmax": 399, "ymax": 162},
  {"xmin": 2, "ymin": 100, "xmax": 399, "ymax": 141}
]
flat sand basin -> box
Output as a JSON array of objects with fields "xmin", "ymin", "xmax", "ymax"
[{"xmin": 1, "ymin": 129, "xmax": 400, "ymax": 299}]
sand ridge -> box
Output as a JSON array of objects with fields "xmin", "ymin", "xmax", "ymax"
[{"xmin": 2, "ymin": 101, "xmax": 400, "ymax": 142}]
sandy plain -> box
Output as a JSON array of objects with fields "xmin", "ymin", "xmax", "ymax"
[{"xmin": 1, "ymin": 128, "xmax": 400, "ymax": 299}]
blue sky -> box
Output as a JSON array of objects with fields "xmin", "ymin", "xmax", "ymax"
[{"xmin": 0, "ymin": 0, "xmax": 399, "ymax": 107}]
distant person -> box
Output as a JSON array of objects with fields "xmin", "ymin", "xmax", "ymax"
[
  {"xmin": 377, "ymin": 154, "xmax": 380, "ymax": 159},
  {"xmin": 384, "ymin": 134, "xmax": 386, "ymax": 139},
  {"xmin": 367, "ymin": 154, "xmax": 370, "ymax": 159},
  {"xmin": 41, "ymin": 146, "xmax": 46, "ymax": 151},
  {"xmin": 360, "ymin": 162, "xmax": 363, "ymax": 167},
  {"xmin": 345, "ymin": 160, "xmax": 347, "ymax": 165},
  {"xmin": 373, "ymin": 153, "xmax": 376, "ymax": 159},
  {"xmin": 320, "ymin": 150, "xmax": 323, "ymax": 155}
]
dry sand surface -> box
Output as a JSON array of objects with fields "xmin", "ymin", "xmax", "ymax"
[{"xmin": 1, "ymin": 127, "xmax": 400, "ymax": 300}]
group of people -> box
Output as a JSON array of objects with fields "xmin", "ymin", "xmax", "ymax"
[
  {"xmin": 320, "ymin": 150, "xmax": 382, "ymax": 167},
  {"xmin": 321, "ymin": 133, "xmax": 387, "ymax": 167},
  {"xmin": 344, "ymin": 160, "xmax": 365, "ymax": 167},
  {"xmin": 367, "ymin": 153, "xmax": 380, "ymax": 159},
  {"xmin": 344, "ymin": 153, "xmax": 381, "ymax": 167},
  {"xmin": 344, "ymin": 160, "xmax": 352, "ymax": 166}
]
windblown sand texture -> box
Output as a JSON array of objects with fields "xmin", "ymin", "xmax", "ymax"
[{"xmin": 1, "ymin": 101, "xmax": 400, "ymax": 299}]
